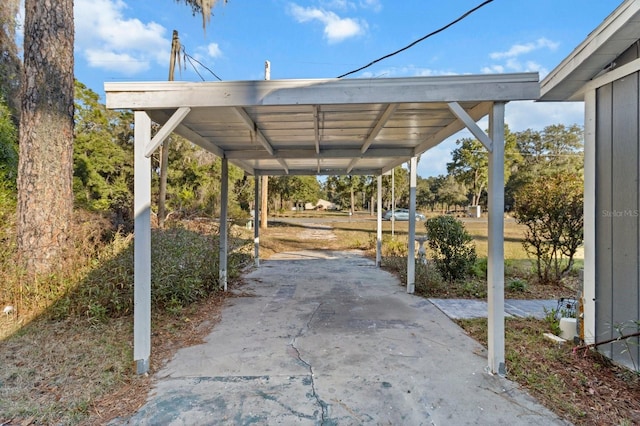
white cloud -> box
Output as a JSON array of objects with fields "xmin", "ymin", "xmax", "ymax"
[
  {"xmin": 482, "ymin": 37, "xmax": 557, "ymax": 78},
  {"xmin": 359, "ymin": 0, "xmax": 382, "ymax": 12},
  {"xmin": 319, "ymin": 0, "xmax": 381, "ymax": 12},
  {"xmin": 207, "ymin": 42, "xmax": 222, "ymax": 58},
  {"xmin": 506, "ymin": 101, "xmax": 584, "ymax": 131},
  {"xmin": 84, "ymin": 49, "xmax": 150, "ymax": 74},
  {"xmin": 289, "ymin": 3, "xmax": 367, "ymax": 43},
  {"xmin": 322, "ymin": 0, "xmax": 352, "ymax": 11},
  {"xmin": 481, "ymin": 64, "xmax": 505, "ymax": 73},
  {"xmin": 75, "ymin": 0, "xmax": 169, "ymax": 74},
  {"xmin": 490, "ymin": 38, "xmax": 559, "ymax": 60}
]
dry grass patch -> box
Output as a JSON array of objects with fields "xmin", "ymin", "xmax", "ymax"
[{"xmin": 0, "ymin": 291, "xmax": 228, "ymax": 425}]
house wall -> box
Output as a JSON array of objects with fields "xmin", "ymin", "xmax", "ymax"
[{"xmin": 595, "ymin": 64, "xmax": 640, "ymax": 370}]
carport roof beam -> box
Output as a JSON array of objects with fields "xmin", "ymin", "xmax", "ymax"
[{"xmin": 145, "ymin": 107, "xmax": 191, "ymax": 157}]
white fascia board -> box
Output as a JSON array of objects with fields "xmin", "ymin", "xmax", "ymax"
[{"xmin": 105, "ymin": 73, "xmax": 539, "ymax": 110}]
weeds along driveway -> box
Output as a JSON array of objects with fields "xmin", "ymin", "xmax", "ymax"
[{"xmin": 117, "ymin": 249, "xmax": 565, "ymax": 425}]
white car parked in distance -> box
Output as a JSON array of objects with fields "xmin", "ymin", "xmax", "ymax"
[{"xmin": 383, "ymin": 208, "xmax": 426, "ymax": 221}]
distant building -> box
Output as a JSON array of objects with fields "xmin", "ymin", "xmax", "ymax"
[{"xmin": 305, "ymin": 199, "xmax": 338, "ymax": 211}]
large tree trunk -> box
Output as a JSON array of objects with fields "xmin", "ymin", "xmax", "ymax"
[{"xmin": 17, "ymin": 0, "xmax": 74, "ymax": 274}]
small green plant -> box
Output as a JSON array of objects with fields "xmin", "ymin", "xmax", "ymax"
[
  {"xmin": 166, "ymin": 296, "xmax": 184, "ymax": 316},
  {"xmin": 471, "ymin": 258, "xmax": 487, "ymax": 279},
  {"xmin": 425, "ymin": 215, "xmax": 477, "ymax": 282},
  {"xmin": 543, "ymin": 307, "xmax": 561, "ymax": 335},
  {"xmin": 612, "ymin": 320, "xmax": 640, "ymax": 373},
  {"xmin": 87, "ymin": 303, "xmax": 108, "ymax": 324},
  {"xmin": 507, "ymin": 278, "xmax": 527, "ymax": 292},
  {"xmin": 460, "ymin": 280, "xmax": 487, "ymax": 298}
]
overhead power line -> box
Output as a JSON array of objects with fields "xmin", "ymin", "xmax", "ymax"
[
  {"xmin": 182, "ymin": 48, "xmax": 223, "ymax": 81},
  {"xmin": 336, "ymin": 0, "xmax": 495, "ymax": 79}
]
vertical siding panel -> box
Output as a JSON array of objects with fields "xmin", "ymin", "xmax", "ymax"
[
  {"xmin": 636, "ymin": 71, "xmax": 640, "ymax": 369},
  {"xmin": 611, "ymin": 74, "xmax": 640, "ymax": 369},
  {"xmin": 596, "ymin": 83, "xmax": 613, "ymax": 358}
]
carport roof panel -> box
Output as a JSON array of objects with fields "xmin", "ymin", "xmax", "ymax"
[{"xmin": 105, "ymin": 73, "xmax": 539, "ymax": 176}]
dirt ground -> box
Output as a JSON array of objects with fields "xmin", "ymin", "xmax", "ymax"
[{"xmin": 82, "ymin": 292, "xmax": 230, "ymax": 424}]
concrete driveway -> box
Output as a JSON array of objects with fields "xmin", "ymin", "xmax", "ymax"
[{"xmin": 116, "ymin": 249, "xmax": 567, "ymax": 425}]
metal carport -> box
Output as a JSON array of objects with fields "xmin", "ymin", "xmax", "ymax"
[{"xmin": 105, "ymin": 72, "xmax": 539, "ymax": 375}]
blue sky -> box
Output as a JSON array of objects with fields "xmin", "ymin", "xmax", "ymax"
[{"xmin": 65, "ymin": 0, "xmax": 622, "ymax": 176}]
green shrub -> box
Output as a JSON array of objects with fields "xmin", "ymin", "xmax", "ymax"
[
  {"xmin": 52, "ymin": 226, "xmax": 251, "ymax": 321},
  {"xmin": 460, "ymin": 280, "xmax": 487, "ymax": 299},
  {"xmin": 415, "ymin": 261, "xmax": 444, "ymax": 295},
  {"xmin": 471, "ymin": 258, "xmax": 487, "ymax": 279},
  {"xmin": 425, "ymin": 215, "xmax": 477, "ymax": 282},
  {"xmin": 513, "ymin": 171, "xmax": 583, "ymax": 284},
  {"xmin": 543, "ymin": 308, "xmax": 562, "ymax": 335},
  {"xmin": 507, "ymin": 278, "xmax": 527, "ymax": 292},
  {"xmin": 383, "ymin": 236, "xmax": 408, "ymax": 257}
]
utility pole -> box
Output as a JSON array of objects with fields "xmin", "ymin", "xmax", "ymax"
[
  {"xmin": 260, "ymin": 60, "xmax": 270, "ymax": 229},
  {"xmin": 158, "ymin": 29, "xmax": 180, "ymax": 228}
]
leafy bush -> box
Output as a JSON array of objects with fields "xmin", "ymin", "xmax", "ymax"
[
  {"xmin": 507, "ymin": 278, "xmax": 527, "ymax": 292},
  {"xmin": 471, "ymin": 257, "xmax": 487, "ymax": 279},
  {"xmin": 381, "ymin": 256, "xmax": 443, "ymax": 295},
  {"xmin": 425, "ymin": 215, "xmax": 477, "ymax": 282},
  {"xmin": 513, "ymin": 171, "xmax": 583, "ymax": 284},
  {"xmin": 52, "ymin": 225, "xmax": 251, "ymax": 321},
  {"xmin": 415, "ymin": 261, "xmax": 444, "ymax": 295},
  {"xmin": 543, "ymin": 308, "xmax": 562, "ymax": 335}
]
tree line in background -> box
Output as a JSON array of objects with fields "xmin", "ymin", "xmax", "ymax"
[
  {"xmin": 0, "ymin": 82, "xmax": 584, "ymax": 223},
  {"xmin": 321, "ymin": 123, "xmax": 583, "ymax": 215}
]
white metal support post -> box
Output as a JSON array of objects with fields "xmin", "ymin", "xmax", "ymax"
[
  {"xmin": 133, "ymin": 111, "xmax": 152, "ymax": 375},
  {"xmin": 407, "ymin": 156, "xmax": 417, "ymax": 294},
  {"xmin": 391, "ymin": 168, "xmax": 395, "ymax": 237},
  {"xmin": 582, "ymin": 89, "xmax": 596, "ymax": 344},
  {"xmin": 487, "ymin": 102, "xmax": 506, "ymax": 375},
  {"xmin": 376, "ymin": 175, "xmax": 382, "ymax": 267},
  {"xmin": 254, "ymin": 174, "xmax": 260, "ymax": 267},
  {"xmin": 220, "ymin": 158, "xmax": 229, "ymax": 291}
]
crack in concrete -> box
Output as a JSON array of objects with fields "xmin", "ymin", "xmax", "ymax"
[
  {"xmin": 289, "ymin": 302, "xmax": 329, "ymax": 424},
  {"xmin": 289, "ymin": 337, "xmax": 328, "ymax": 424}
]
